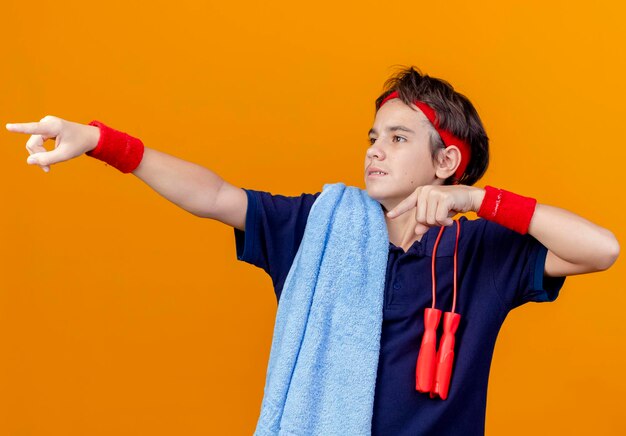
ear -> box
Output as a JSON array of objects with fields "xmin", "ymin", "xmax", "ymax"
[{"xmin": 434, "ymin": 145, "xmax": 462, "ymax": 180}]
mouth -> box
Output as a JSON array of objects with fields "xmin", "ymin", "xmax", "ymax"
[{"xmin": 367, "ymin": 171, "xmax": 388, "ymax": 178}]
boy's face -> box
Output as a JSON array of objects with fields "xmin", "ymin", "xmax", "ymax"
[{"xmin": 364, "ymin": 97, "xmax": 439, "ymax": 212}]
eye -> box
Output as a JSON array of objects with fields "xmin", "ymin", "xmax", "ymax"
[{"xmin": 368, "ymin": 135, "xmax": 406, "ymax": 145}]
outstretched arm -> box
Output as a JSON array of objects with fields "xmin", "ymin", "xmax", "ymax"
[
  {"xmin": 6, "ymin": 116, "xmax": 248, "ymax": 230},
  {"xmin": 131, "ymin": 146, "xmax": 247, "ymax": 229}
]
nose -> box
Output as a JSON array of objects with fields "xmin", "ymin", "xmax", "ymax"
[{"xmin": 366, "ymin": 143, "xmax": 385, "ymax": 161}]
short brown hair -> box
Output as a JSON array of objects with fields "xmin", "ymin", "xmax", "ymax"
[{"xmin": 375, "ymin": 65, "xmax": 489, "ymax": 186}]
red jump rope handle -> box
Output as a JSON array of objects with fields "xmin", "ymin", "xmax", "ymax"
[
  {"xmin": 430, "ymin": 311, "xmax": 461, "ymax": 400},
  {"xmin": 416, "ymin": 308, "xmax": 442, "ymax": 393}
]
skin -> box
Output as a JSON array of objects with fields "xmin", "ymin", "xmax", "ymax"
[
  {"xmin": 5, "ymin": 107, "xmax": 621, "ymax": 278},
  {"xmin": 364, "ymin": 97, "xmax": 620, "ymax": 277},
  {"xmin": 364, "ymin": 97, "xmax": 480, "ymax": 252}
]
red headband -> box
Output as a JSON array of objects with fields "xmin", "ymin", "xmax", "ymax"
[{"xmin": 379, "ymin": 90, "xmax": 471, "ymax": 181}]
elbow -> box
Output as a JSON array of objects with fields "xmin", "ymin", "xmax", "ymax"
[{"xmin": 596, "ymin": 231, "xmax": 621, "ymax": 271}]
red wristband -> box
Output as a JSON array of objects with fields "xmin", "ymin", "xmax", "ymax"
[
  {"xmin": 86, "ymin": 120, "xmax": 145, "ymax": 173},
  {"xmin": 477, "ymin": 185, "xmax": 537, "ymax": 234}
]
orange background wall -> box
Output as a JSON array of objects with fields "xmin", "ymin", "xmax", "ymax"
[{"xmin": 1, "ymin": 1, "xmax": 625, "ymax": 434}]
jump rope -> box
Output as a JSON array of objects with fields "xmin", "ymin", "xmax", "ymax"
[{"xmin": 415, "ymin": 219, "xmax": 461, "ymax": 401}]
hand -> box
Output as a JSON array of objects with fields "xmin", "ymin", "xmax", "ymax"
[
  {"xmin": 5, "ymin": 115, "xmax": 100, "ymax": 173},
  {"xmin": 386, "ymin": 185, "xmax": 485, "ymax": 232}
]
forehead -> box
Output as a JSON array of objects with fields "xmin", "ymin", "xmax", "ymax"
[{"xmin": 371, "ymin": 98, "xmax": 431, "ymax": 134}]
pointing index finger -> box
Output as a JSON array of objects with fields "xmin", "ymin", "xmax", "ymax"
[
  {"xmin": 387, "ymin": 190, "xmax": 418, "ymax": 218},
  {"xmin": 6, "ymin": 122, "xmax": 46, "ymax": 135}
]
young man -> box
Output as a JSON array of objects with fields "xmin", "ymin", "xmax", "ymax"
[{"xmin": 6, "ymin": 66, "xmax": 620, "ymax": 435}]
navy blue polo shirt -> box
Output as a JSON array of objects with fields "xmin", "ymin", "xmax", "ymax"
[{"xmin": 234, "ymin": 188, "xmax": 567, "ymax": 436}]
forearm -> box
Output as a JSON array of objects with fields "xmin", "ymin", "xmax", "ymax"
[
  {"xmin": 471, "ymin": 188, "xmax": 620, "ymax": 270},
  {"xmin": 526, "ymin": 203, "xmax": 619, "ymax": 270},
  {"xmin": 131, "ymin": 146, "xmax": 225, "ymax": 218}
]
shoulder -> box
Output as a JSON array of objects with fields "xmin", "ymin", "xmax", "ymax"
[
  {"xmin": 242, "ymin": 189, "xmax": 321, "ymax": 213},
  {"xmin": 234, "ymin": 189, "xmax": 322, "ymax": 237}
]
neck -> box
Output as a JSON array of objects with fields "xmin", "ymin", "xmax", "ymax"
[{"xmin": 385, "ymin": 206, "xmax": 429, "ymax": 251}]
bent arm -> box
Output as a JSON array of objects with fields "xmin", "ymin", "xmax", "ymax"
[
  {"xmin": 470, "ymin": 189, "xmax": 620, "ymax": 276},
  {"xmin": 527, "ymin": 203, "xmax": 620, "ymax": 275}
]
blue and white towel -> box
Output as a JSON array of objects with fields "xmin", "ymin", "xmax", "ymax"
[{"xmin": 254, "ymin": 182, "xmax": 390, "ymax": 436}]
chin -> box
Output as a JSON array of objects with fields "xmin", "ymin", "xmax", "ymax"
[{"xmin": 365, "ymin": 184, "xmax": 392, "ymax": 204}]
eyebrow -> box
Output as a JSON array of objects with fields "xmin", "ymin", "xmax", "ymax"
[{"xmin": 368, "ymin": 125, "xmax": 416, "ymax": 136}]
